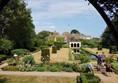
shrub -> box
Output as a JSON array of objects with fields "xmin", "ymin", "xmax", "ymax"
[
  {"xmin": 76, "ymin": 76, "xmax": 81, "ymax": 83},
  {"xmin": 36, "ymin": 67, "xmax": 45, "ymax": 72},
  {"xmin": 84, "ymin": 72, "xmax": 94, "ymax": 79},
  {"xmin": 105, "ymin": 57, "xmax": 114, "ymax": 63},
  {"xmin": 22, "ymin": 55, "xmax": 35, "ymax": 65},
  {"xmin": 18, "ymin": 62, "xmax": 36, "ymax": 71},
  {"xmin": 111, "ymin": 62, "xmax": 118, "ymax": 73},
  {"xmin": 97, "ymin": 44, "xmax": 102, "ymax": 50},
  {"xmin": 8, "ymin": 58, "xmax": 18, "ymax": 66},
  {"xmin": 56, "ymin": 44, "xmax": 60, "ymax": 50},
  {"xmin": 75, "ymin": 54, "xmax": 90, "ymax": 63},
  {"xmin": 88, "ymin": 76, "xmax": 101, "ymax": 83},
  {"xmin": 62, "ymin": 43, "xmax": 69, "ymax": 48},
  {"xmin": 49, "ymin": 66, "xmax": 58, "ymax": 72},
  {"xmin": 52, "ymin": 45, "xmax": 57, "ymax": 53},
  {"xmin": 74, "ymin": 63, "xmax": 87, "ymax": 72},
  {"xmin": 11, "ymin": 49, "xmax": 29, "ymax": 56},
  {"xmin": 109, "ymin": 46, "xmax": 117, "ymax": 54},
  {"xmin": 3, "ymin": 66, "xmax": 19, "ymax": 71},
  {"xmin": 41, "ymin": 49, "xmax": 50, "ymax": 63},
  {"xmin": 63, "ymin": 67, "xmax": 73, "ymax": 72},
  {"xmin": 80, "ymin": 73, "xmax": 88, "ymax": 83}
]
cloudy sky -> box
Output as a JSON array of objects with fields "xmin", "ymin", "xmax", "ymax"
[{"xmin": 25, "ymin": 0, "xmax": 107, "ymax": 37}]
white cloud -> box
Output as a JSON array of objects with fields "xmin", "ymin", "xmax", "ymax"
[
  {"xmin": 25, "ymin": 0, "xmax": 101, "ymax": 34},
  {"xmin": 25, "ymin": 0, "xmax": 97, "ymax": 21}
]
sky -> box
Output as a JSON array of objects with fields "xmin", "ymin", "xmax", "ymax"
[{"xmin": 25, "ymin": 0, "xmax": 107, "ymax": 38}]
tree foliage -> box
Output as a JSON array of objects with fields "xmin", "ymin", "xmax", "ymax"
[
  {"xmin": 0, "ymin": 38, "xmax": 13, "ymax": 54},
  {"xmin": 0, "ymin": 0, "xmax": 35, "ymax": 50},
  {"xmin": 101, "ymin": 11, "xmax": 118, "ymax": 48},
  {"xmin": 88, "ymin": 0, "xmax": 118, "ymax": 18},
  {"xmin": 70, "ymin": 29, "xmax": 80, "ymax": 34}
]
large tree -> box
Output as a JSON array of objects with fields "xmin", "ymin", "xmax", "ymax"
[
  {"xmin": 0, "ymin": 0, "xmax": 35, "ymax": 50},
  {"xmin": 101, "ymin": 11, "xmax": 118, "ymax": 48},
  {"xmin": 88, "ymin": 0, "xmax": 118, "ymax": 46}
]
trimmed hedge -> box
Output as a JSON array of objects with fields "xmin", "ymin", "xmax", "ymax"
[
  {"xmin": 77, "ymin": 73, "xmax": 100, "ymax": 83},
  {"xmin": 11, "ymin": 49, "xmax": 29, "ymax": 56},
  {"xmin": 109, "ymin": 46, "xmax": 117, "ymax": 54},
  {"xmin": 41, "ymin": 49, "xmax": 50, "ymax": 62},
  {"xmin": 52, "ymin": 45, "xmax": 57, "ymax": 53},
  {"xmin": 80, "ymin": 73, "xmax": 88, "ymax": 83}
]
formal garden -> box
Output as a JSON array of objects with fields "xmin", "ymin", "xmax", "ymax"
[
  {"xmin": 0, "ymin": 41, "xmax": 118, "ymax": 83},
  {"xmin": 0, "ymin": 0, "xmax": 118, "ymax": 83}
]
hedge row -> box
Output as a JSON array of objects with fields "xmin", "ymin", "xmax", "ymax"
[{"xmin": 77, "ymin": 73, "xmax": 100, "ymax": 83}]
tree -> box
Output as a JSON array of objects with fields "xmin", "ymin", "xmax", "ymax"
[
  {"xmin": 88, "ymin": 0, "xmax": 118, "ymax": 46},
  {"xmin": 0, "ymin": 38, "xmax": 13, "ymax": 54},
  {"xmin": 37, "ymin": 30, "xmax": 51, "ymax": 41},
  {"xmin": 101, "ymin": 12, "xmax": 118, "ymax": 48},
  {"xmin": 70, "ymin": 29, "xmax": 80, "ymax": 34},
  {"xmin": 56, "ymin": 36, "xmax": 63, "ymax": 42},
  {"xmin": 35, "ymin": 30, "xmax": 51, "ymax": 48},
  {"xmin": 0, "ymin": 0, "xmax": 36, "ymax": 50}
]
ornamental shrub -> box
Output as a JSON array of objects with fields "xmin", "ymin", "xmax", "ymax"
[
  {"xmin": 41, "ymin": 49, "xmax": 50, "ymax": 63},
  {"xmin": 52, "ymin": 45, "xmax": 57, "ymax": 53}
]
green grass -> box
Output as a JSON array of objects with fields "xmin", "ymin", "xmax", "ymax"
[{"xmin": 0, "ymin": 75, "xmax": 76, "ymax": 83}]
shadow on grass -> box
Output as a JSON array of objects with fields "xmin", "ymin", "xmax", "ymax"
[{"xmin": 0, "ymin": 78, "xmax": 7, "ymax": 83}]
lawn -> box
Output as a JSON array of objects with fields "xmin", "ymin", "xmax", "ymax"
[{"xmin": 0, "ymin": 75, "xmax": 76, "ymax": 83}]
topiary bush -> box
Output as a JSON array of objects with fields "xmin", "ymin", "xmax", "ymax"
[
  {"xmin": 52, "ymin": 45, "xmax": 57, "ymax": 53},
  {"xmin": 109, "ymin": 46, "xmax": 117, "ymax": 54},
  {"xmin": 97, "ymin": 44, "xmax": 102, "ymax": 50},
  {"xmin": 41, "ymin": 49, "xmax": 50, "ymax": 63},
  {"xmin": 11, "ymin": 49, "xmax": 29, "ymax": 56}
]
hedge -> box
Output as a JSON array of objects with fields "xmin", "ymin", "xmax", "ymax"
[
  {"xmin": 11, "ymin": 49, "xmax": 29, "ymax": 56},
  {"xmin": 41, "ymin": 49, "xmax": 50, "ymax": 62},
  {"xmin": 52, "ymin": 45, "xmax": 57, "ymax": 53}
]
